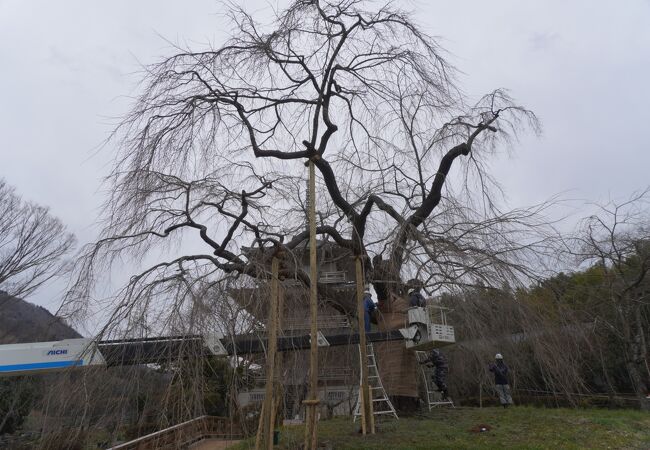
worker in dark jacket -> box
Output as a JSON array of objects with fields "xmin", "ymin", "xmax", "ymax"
[
  {"xmin": 419, "ymin": 348, "xmax": 449, "ymax": 399},
  {"xmin": 363, "ymin": 290, "xmax": 376, "ymax": 333},
  {"xmin": 489, "ymin": 353, "xmax": 514, "ymax": 407},
  {"xmin": 408, "ymin": 288, "xmax": 426, "ymax": 307}
]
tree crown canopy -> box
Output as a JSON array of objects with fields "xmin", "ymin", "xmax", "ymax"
[{"xmin": 66, "ymin": 0, "xmax": 553, "ymax": 332}]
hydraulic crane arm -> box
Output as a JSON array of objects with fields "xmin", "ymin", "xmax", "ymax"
[
  {"xmin": 0, "ymin": 306, "xmax": 454, "ymax": 377},
  {"xmin": 0, "ymin": 330, "xmax": 414, "ymax": 377}
]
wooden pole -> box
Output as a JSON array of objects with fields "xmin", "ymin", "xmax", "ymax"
[
  {"xmin": 269, "ymin": 283, "xmax": 285, "ymax": 450},
  {"xmin": 254, "ymin": 399, "xmax": 266, "ymax": 450},
  {"xmin": 355, "ymin": 257, "xmax": 373, "ymax": 434},
  {"xmin": 303, "ymin": 160, "xmax": 320, "ymax": 450},
  {"xmin": 256, "ymin": 257, "xmax": 280, "ymax": 450}
]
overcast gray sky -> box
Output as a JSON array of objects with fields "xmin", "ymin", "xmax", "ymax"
[{"xmin": 1, "ymin": 0, "xmax": 649, "ymax": 312}]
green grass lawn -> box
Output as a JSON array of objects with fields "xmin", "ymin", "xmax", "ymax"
[{"xmin": 232, "ymin": 407, "xmax": 650, "ymax": 449}]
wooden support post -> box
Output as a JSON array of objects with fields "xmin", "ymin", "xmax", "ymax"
[
  {"xmin": 268, "ymin": 395, "xmax": 279, "ymax": 450},
  {"xmin": 256, "ymin": 257, "xmax": 280, "ymax": 450},
  {"xmin": 355, "ymin": 257, "xmax": 374, "ymax": 434},
  {"xmin": 303, "ymin": 160, "xmax": 320, "ymax": 450},
  {"xmin": 269, "ymin": 283, "xmax": 285, "ymax": 450},
  {"xmin": 254, "ymin": 398, "xmax": 266, "ymax": 450}
]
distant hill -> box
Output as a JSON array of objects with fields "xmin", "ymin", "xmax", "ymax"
[{"xmin": 0, "ymin": 290, "xmax": 81, "ymax": 344}]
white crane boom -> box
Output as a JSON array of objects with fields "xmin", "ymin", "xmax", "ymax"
[
  {"xmin": 0, "ymin": 338, "xmax": 105, "ymax": 376},
  {"xmin": 0, "ymin": 306, "xmax": 453, "ymax": 377}
]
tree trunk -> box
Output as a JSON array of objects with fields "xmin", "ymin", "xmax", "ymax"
[
  {"xmin": 370, "ymin": 255, "xmax": 403, "ymax": 303},
  {"xmin": 626, "ymin": 361, "xmax": 650, "ymax": 410},
  {"xmin": 626, "ymin": 305, "xmax": 650, "ymax": 411}
]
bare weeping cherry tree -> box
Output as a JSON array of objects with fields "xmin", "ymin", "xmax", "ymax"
[
  {"xmin": 65, "ymin": 0, "xmax": 552, "ymax": 328},
  {"xmin": 59, "ymin": 3, "xmax": 561, "ymax": 429},
  {"xmin": 0, "ymin": 179, "xmax": 75, "ymax": 299},
  {"xmin": 570, "ymin": 189, "xmax": 650, "ymax": 410}
]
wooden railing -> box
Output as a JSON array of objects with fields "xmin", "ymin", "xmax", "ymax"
[
  {"xmin": 318, "ymin": 270, "xmax": 347, "ymax": 284},
  {"xmin": 282, "ymin": 270, "xmax": 351, "ymax": 287},
  {"xmin": 319, "ymin": 366, "xmax": 354, "ymax": 380},
  {"xmin": 252, "ymin": 365, "xmax": 353, "ymax": 383},
  {"xmin": 108, "ymin": 416, "xmax": 242, "ymax": 450},
  {"xmin": 283, "ymin": 314, "xmax": 351, "ymax": 331}
]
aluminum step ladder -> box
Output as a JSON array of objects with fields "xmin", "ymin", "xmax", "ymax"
[
  {"xmin": 353, "ymin": 343, "xmax": 398, "ymax": 421},
  {"xmin": 415, "ymin": 350, "xmax": 454, "ymax": 410}
]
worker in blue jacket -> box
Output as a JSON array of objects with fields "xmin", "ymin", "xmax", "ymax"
[
  {"xmin": 363, "ymin": 289, "xmax": 376, "ymax": 333},
  {"xmin": 419, "ymin": 348, "xmax": 449, "ymax": 399},
  {"xmin": 489, "ymin": 353, "xmax": 514, "ymax": 407},
  {"xmin": 408, "ymin": 287, "xmax": 426, "ymax": 307}
]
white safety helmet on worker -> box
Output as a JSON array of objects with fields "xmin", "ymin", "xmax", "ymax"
[{"xmin": 495, "ymin": 353, "xmax": 503, "ymax": 360}]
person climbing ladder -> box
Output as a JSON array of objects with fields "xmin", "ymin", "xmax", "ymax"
[{"xmin": 418, "ymin": 348, "xmax": 449, "ymax": 399}]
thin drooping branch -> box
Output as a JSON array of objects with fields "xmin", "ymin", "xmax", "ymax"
[
  {"xmin": 0, "ymin": 179, "xmax": 75, "ymax": 298},
  {"xmin": 389, "ymin": 115, "xmax": 501, "ymax": 270}
]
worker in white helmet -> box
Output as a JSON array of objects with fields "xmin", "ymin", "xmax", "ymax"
[
  {"xmin": 407, "ymin": 287, "xmax": 425, "ymax": 307},
  {"xmin": 489, "ymin": 353, "xmax": 514, "ymax": 407},
  {"xmin": 363, "ymin": 289, "xmax": 376, "ymax": 333}
]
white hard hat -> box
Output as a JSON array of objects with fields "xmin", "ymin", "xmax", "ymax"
[
  {"xmin": 364, "ymin": 290, "xmax": 371, "ymax": 295},
  {"xmin": 495, "ymin": 353, "xmax": 503, "ymax": 360},
  {"xmin": 407, "ymin": 288, "xmax": 415, "ymax": 295}
]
